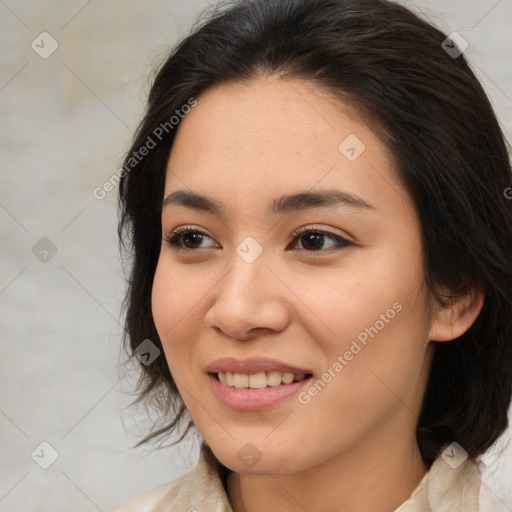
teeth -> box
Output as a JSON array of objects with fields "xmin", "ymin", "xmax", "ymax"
[
  {"xmin": 267, "ymin": 371, "xmax": 282, "ymax": 386},
  {"xmin": 282, "ymin": 373, "xmax": 294, "ymax": 384},
  {"xmin": 217, "ymin": 371, "xmax": 308, "ymax": 388},
  {"xmin": 249, "ymin": 372, "xmax": 267, "ymax": 389},
  {"xmin": 233, "ymin": 373, "xmax": 249, "ymax": 388}
]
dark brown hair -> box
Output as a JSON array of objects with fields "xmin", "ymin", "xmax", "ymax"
[{"xmin": 118, "ymin": 0, "xmax": 512, "ymax": 467}]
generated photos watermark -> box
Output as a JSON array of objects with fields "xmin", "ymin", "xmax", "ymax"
[
  {"xmin": 93, "ymin": 98, "xmax": 197, "ymax": 200},
  {"xmin": 298, "ymin": 301, "xmax": 403, "ymax": 404}
]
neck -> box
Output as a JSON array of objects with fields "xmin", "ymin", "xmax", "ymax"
[{"xmin": 226, "ymin": 433, "xmax": 428, "ymax": 512}]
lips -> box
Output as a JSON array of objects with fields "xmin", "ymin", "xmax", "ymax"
[{"xmin": 206, "ymin": 357, "xmax": 313, "ymax": 375}]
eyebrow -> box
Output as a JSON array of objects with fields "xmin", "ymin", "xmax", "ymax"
[{"xmin": 162, "ymin": 188, "xmax": 375, "ymax": 217}]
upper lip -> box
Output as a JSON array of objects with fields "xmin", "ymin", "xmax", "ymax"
[{"xmin": 206, "ymin": 357, "xmax": 312, "ymax": 375}]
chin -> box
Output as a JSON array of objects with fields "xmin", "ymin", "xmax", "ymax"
[{"xmin": 211, "ymin": 444, "xmax": 302, "ymax": 475}]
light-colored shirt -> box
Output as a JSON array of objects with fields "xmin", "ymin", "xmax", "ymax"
[{"xmin": 114, "ymin": 442, "xmax": 483, "ymax": 511}]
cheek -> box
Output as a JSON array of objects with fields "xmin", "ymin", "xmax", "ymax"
[
  {"xmin": 151, "ymin": 259, "xmax": 192, "ymax": 369},
  {"xmin": 311, "ymin": 290, "xmax": 432, "ymax": 423},
  {"xmin": 151, "ymin": 256, "xmax": 214, "ymax": 375},
  {"xmin": 294, "ymin": 313, "xmax": 430, "ymax": 448},
  {"xmin": 152, "ymin": 255, "xmax": 203, "ymax": 332},
  {"xmin": 288, "ymin": 243, "xmax": 424, "ymax": 357},
  {"xmin": 151, "ymin": 259, "xmax": 175, "ymax": 336},
  {"xmin": 292, "ymin": 243, "xmax": 431, "ymax": 411}
]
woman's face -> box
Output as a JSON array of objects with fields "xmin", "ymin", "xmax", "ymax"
[{"xmin": 152, "ymin": 76, "xmax": 440, "ymax": 474}]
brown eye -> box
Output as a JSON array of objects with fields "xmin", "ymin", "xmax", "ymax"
[
  {"xmin": 180, "ymin": 232, "xmax": 206, "ymax": 249},
  {"xmin": 289, "ymin": 228, "xmax": 352, "ymax": 252},
  {"xmin": 300, "ymin": 232, "xmax": 325, "ymax": 250},
  {"xmin": 164, "ymin": 228, "xmax": 217, "ymax": 250}
]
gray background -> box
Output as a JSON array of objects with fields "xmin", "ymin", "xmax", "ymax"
[{"xmin": 1, "ymin": 1, "xmax": 511, "ymax": 511}]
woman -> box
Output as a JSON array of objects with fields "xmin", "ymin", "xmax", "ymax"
[{"xmin": 115, "ymin": 0, "xmax": 512, "ymax": 510}]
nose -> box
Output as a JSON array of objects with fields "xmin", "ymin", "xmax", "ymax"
[{"xmin": 204, "ymin": 249, "xmax": 290, "ymax": 341}]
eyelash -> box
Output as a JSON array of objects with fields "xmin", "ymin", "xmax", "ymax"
[{"xmin": 163, "ymin": 225, "xmax": 353, "ymax": 253}]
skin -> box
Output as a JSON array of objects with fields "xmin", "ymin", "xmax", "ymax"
[{"xmin": 151, "ymin": 75, "xmax": 484, "ymax": 512}]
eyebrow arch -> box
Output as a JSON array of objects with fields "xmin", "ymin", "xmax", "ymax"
[{"xmin": 162, "ymin": 188, "xmax": 375, "ymax": 217}]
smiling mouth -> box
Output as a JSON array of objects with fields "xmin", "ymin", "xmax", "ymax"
[{"xmin": 212, "ymin": 371, "xmax": 313, "ymax": 389}]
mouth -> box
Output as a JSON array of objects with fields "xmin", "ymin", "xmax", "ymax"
[
  {"xmin": 206, "ymin": 357, "xmax": 314, "ymax": 409},
  {"xmin": 211, "ymin": 371, "xmax": 313, "ymax": 389}
]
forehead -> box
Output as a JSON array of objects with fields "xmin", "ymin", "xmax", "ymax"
[{"xmin": 164, "ymin": 76, "xmax": 409, "ymax": 215}]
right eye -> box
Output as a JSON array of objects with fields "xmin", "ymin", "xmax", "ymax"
[{"xmin": 163, "ymin": 226, "xmax": 219, "ymax": 251}]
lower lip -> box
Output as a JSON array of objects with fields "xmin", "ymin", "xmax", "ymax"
[{"xmin": 208, "ymin": 373, "xmax": 312, "ymax": 411}]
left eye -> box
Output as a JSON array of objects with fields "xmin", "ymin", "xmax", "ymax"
[
  {"xmin": 163, "ymin": 227, "xmax": 352, "ymax": 252},
  {"xmin": 288, "ymin": 228, "xmax": 352, "ymax": 251}
]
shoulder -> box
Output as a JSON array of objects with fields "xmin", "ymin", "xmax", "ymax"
[{"xmin": 113, "ymin": 444, "xmax": 232, "ymax": 512}]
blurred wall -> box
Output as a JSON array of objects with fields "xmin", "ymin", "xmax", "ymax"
[{"xmin": 1, "ymin": 1, "xmax": 511, "ymax": 511}]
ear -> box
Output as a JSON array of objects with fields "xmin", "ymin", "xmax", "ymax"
[{"xmin": 428, "ymin": 285, "xmax": 485, "ymax": 342}]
